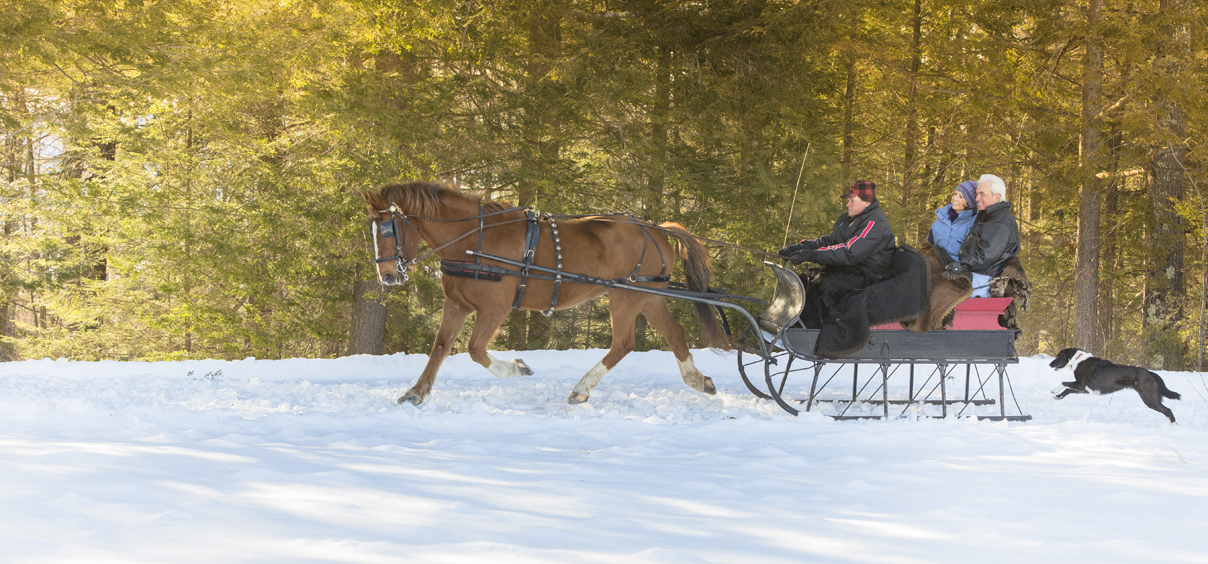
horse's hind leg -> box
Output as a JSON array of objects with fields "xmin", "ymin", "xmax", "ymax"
[
  {"xmin": 641, "ymin": 298, "xmax": 715, "ymax": 395},
  {"xmin": 400, "ymin": 299, "xmax": 472, "ymax": 405},
  {"xmin": 467, "ymin": 305, "xmax": 533, "ymax": 378},
  {"xmin": 568, "ymin": 292, "xmax": 643, "ymax": 404}
]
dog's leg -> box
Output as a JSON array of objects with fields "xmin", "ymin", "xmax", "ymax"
[
  {"xmin": 1052, "ymin": 382, "xmax": 1087, "ymax": 398},
  {"xmin": 1137, "ymin": 390, "xmax": 1177, "ymax": 424}
]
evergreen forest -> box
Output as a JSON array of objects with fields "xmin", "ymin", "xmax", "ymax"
[{"xmin": 2, "ymin": 0, "xmax": 1206, "ymax": 370}]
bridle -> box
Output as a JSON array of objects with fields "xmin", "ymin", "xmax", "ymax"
[
  {"xmin": 370, "ymin": 203, "xmax": 530, "ymax": 286},
  {"xmin": 370, "ymin": 204, "xmax": 414, "ymax": 285}
]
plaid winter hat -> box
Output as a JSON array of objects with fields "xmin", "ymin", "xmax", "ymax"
[
  {"xmin": 841, "ymin": 180, "xmax": 877, "ymax": 202},
  {"xmin": 956, "ymin": 180, "xmax": 978, "ymax": 210}
]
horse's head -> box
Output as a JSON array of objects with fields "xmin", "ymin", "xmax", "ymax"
[{"xmin": 362, "ymin": 190, "xmax": 421, "ymax": 286}]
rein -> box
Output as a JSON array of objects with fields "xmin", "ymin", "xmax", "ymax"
[
  {"xmin": 522, "ymin": 212, "xmax": 782, "ymax": 260},
  {"xmin": 371, "ymin": 204, "xmax": 783, "ymax": 284}
]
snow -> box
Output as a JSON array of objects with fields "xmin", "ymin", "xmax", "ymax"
[{"xmin": 1, "ymin": 349, "xmax": 1206, "ymax": 563}]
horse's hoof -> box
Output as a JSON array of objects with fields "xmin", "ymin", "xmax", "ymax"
[
  {"xmin": 567, "ymin": 391, "xmax": 590, "ymax": 404},
  {"xmin": 702, "ymin": 377, "xmax": 716, "ymax": 395},
  {"xmin": 515, "ymin": 359, "xmax": 534, "ymax": 376},
  {"xmin": 398, "ymin": 392, "xmax": 423, "ymax": 406}
]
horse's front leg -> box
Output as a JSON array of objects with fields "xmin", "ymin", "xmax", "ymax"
[
  {"xmin": 399, "ymin": 299, "xmax": 471, "ymax": 405},
  {"xmin": 568, "ymin": 292, "xmax": 643, "ymax": 404},
  {"xmin": 467, "ymin": 306, "xmax": 533, "ymax": 378}
]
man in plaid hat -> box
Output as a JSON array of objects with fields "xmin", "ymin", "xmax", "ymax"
[{"xmin": 778, "ymin": 180, "xmax": 897, "ymax": 326}]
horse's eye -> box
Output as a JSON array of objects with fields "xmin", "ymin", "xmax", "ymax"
[{"xmin": 378, "ymin": 219, "xmax": 397, "ymax": 239}]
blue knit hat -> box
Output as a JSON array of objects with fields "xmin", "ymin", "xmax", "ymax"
[{"xmin": 956, "ymin": 180, "xmax": 978, "ymax": 210}]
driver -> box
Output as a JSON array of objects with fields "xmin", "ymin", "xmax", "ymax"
[{"xmin": 778, "ymin": 180, "xmax": 896, "ymax": 325}]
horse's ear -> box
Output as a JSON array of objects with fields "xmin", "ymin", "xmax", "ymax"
[{"xmin": 361, "ymin": 190, "xmax": 386, "ymax": 214}]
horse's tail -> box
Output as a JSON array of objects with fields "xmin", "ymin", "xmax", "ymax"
[{"xmin": 659, "ymin": 222, "xmax": 731, "ymax": 350}]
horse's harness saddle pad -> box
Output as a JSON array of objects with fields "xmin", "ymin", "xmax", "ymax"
[{"xmin": 438, "ymin": 210, "xmax": 669, "ymax": 317}]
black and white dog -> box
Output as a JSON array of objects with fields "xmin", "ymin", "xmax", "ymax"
[{"xmin": 1049, "ymin": 348, "xmax": 1181, "ymax": 423}]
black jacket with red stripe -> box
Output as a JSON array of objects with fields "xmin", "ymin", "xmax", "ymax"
[{"xmin": 803, "ymin": 200, "xmax": 896, "ymax": 282}]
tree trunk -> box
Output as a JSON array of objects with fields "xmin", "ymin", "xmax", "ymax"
[
  {"xmin": 1097, "ymin": 127, "xmax": 1123, "ymax": 357},
  {"xmin": 0, "ymin": 302, "xmax": 8, "ymax": 361},
  {"xmin": 841, "ymin": 52, "xmax": 857, "ymax": 184},
  {"xmin": 917, "ymin": 126, "xmax": 938, "ymax": 243},
  {"xmin": 1145, "ymin": 146, "xmax": 1187, "ymax": 370},
  {"xmin": 348, "ymin": 280, "xmax": 388, "ymax": 355},
  {"xmin": 527, "ymin": 310, "xmax": 551, "ymax": 350},
  {"xmin": 649, "ymin": 45, "xmax": 671, "ymax": 220},
  {"xmin": 506, "ymin": 309, "xmax": 529, "ymax": 351},
  {"xmin": 515, "ymin": 7, "xmax": 564, "ymax": 351},
  {"xmin": 899, "ymin": 0, "xmax": 923, "ymax": 244},
  {"xmin": 1143, "ymin": 0, "xmax": 1190, "ymax": 370},
  {"xmin": 1027, "ymin": 163, "xmax": 1040, "ymax": 223},
  {"xmin": 1073, "ymin": 0, "xmax": 1104, "ymax": 352}
]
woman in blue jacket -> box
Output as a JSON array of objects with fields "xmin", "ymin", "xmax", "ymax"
[{"xmin": 927, "ymin": 180, "xmax": 978, "ymax": 262}]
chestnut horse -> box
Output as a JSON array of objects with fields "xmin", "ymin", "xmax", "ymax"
[{"xmin": 362, "ymin": 181, "xmax": 730, "ymax": 405}]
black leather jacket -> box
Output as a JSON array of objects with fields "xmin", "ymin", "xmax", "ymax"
[
  {"xmin": 957, "ymin": 201, "xmax": 1020, "ymax": 277},
  {"xmin": 804, "ymin": 200, "xmax": 896, "ymax": 282}
]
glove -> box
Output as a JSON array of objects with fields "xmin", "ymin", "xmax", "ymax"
[
  {"xmin": 777, "ymin": 242, "xmax": 806, "ymax": 258},
  {"xmin": 789, "ymin": 248, "xmax": 817, "ymax": 265},
  {"xmin": 941, "ymin": 262, "xmax": 972, "ymax": 282}
]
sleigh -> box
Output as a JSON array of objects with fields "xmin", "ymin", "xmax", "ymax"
[{"xmin": 727, "ymin": 258, "xmax": 1030, "ymax": 420}]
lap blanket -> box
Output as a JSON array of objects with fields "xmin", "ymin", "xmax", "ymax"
[
  {"xmin": 899, "ymin": 246, "xmax": 1030, "ymax": 332},
  {"xmin": 899, "ymin": 245, "xmax": 972, "ymax": 332},
  {"xmin": 812, "ymin": 247, "xmax": 930, "ymax": 357}
]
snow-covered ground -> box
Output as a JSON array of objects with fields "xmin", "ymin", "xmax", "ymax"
[{"xmin": 1, "ymin": 348, "xmax": 1205, "ymax": 563}]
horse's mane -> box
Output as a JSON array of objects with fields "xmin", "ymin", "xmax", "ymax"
[{"xmin": 379, "ymin": 181, "xmax": 512, "ymax": 217}]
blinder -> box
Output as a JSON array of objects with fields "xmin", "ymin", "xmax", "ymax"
[
  {"xmin": 378, "ymin": 218, "xmax": 398, "ymax": 239},
  {"xmin": 370, "ymin": 210, "xmax": 411, "ymax": 284}
]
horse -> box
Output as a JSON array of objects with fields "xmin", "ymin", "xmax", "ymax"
[{"xmin": 361, "ymin": 180, "xmax": 731, "ymax": 406}]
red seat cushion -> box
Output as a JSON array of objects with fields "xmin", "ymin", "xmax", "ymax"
[{"xmin": 872, "ymin": 297, "xmax": 1013, "ymax": 331}]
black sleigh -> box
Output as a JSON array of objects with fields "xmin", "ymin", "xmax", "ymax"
[{"xmin": 727, "ymin": 249, "xmax": 1030, "ymax": 421}]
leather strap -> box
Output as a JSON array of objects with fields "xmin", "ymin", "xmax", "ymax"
[
  {"xmin": 512, "ymin": 211, "xmax": 541, "ymax": 309},
  {"xmin": 441, "ymin": 260, "xmax": 507, "ymax": 281}
]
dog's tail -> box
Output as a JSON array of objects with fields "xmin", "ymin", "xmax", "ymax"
[{"xmin": 1154, "ymin": 373, "xmax": 1182, "ymax": 400}]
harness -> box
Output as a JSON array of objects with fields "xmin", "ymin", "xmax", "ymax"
[{"xmin": 372, "ymin": 206, "xmax": 670, "ymax": 316}]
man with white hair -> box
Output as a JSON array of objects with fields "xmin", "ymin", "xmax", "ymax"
[{"xmin": 943, "ymin": 174, "xmax": 1020, "ymax": 297}]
